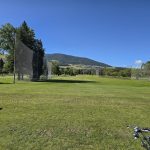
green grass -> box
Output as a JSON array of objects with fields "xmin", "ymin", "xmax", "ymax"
[
  {"xmin": 0, "ymin": 75, "xmax": 150, "ymax": 150},
  {"xmin": 0, "ymin": 54, "xmax": 5, "ymax": 59}
]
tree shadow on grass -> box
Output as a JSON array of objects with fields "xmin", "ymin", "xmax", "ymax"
[
  {"xmin": 0, "ymin": 82, "xmax": 12, "ymax": 84},
  {"xmin": 37, "ymin": 79, "xmax": 96, "ymax": 84}
]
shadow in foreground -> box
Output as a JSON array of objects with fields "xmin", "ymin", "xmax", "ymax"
[
  {"xmin": 36, "ymin": 79, "xmax": 96, "ymax": 84},
  {"xmin": 0, "ymin": 82, "xmax": 12, "ymax": 84}
]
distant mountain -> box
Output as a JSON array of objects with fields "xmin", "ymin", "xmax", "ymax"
[{"xmin": 45, "ymin": 53, "xmax": 111, "ymax": 67}]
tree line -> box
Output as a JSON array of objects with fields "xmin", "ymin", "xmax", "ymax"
[
  {"xmin": 51, "ymin": 61, "xmax": 131, "ymax": 77},
  {"xmin": 0, "ymin": 21, "xmax": 45, "ymax": 80},
  {"xmin": 51, "ymin": 61, "xmax": 150, "ymax": 79}
]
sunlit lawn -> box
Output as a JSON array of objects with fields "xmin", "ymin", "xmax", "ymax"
[{"xmin": 0, "ymin": 75, "xmax": 150, "ymax": 150}]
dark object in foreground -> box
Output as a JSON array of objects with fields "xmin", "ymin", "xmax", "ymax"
[
  {"xmin": 128, "ymin": 125, "xmax": 150, "ymax": 150},
  {"xmin": 0, "ymin": 108, "xmax": 3, "ymax": 110}
]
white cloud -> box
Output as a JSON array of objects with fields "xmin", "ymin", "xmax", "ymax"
[
  {"xmin": 135, "ymin": 60, "xmax": 143, "ymax": 65},
  {"xmin": 133, "ymin": 59, "xmax": 143, "ymax": 68}
]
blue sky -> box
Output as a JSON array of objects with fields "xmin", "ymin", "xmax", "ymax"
[{"xmin": 0, "ymin": 0, "xmax": 150, "ymax": 67}]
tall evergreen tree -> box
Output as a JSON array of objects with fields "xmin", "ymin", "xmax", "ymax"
[
  {"xmin": 17, "ymin": 21, "xmax": 35, "ymax": 49},
  {"xmin": 17, "ymin": 21, "xmax": 45, "ymax": 80},
  {"xmin": 33, "ymin": 39, "xmax": 45, "ymax": 78},
  {"xmin": 16, "ymin": 21, "xmax": 35, "ymax": 80}
]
